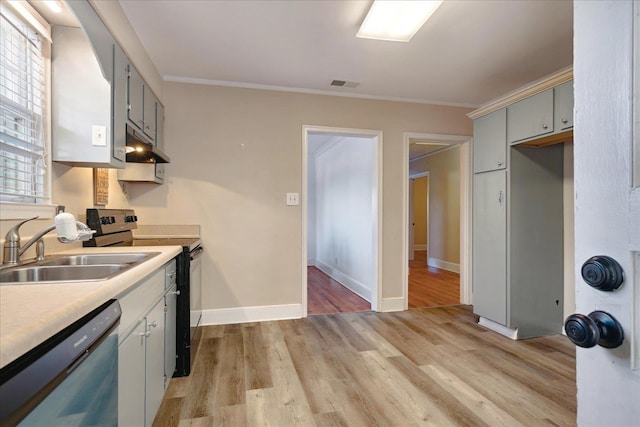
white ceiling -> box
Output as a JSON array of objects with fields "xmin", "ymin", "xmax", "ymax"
[{"xmin": 118, "ymin": 0, "xmax": 574, "ymax": 108}]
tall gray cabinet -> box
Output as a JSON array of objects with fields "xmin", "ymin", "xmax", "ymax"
[{"xmin": 472, "ymin": 79, "xmax": 571, "ymax": 339}]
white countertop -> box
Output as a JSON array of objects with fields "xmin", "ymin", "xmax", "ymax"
[{"xmin": 0, "ymin": 245, "xmax": 182, "ymax": 369}]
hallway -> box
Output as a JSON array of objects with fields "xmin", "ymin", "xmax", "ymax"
[
  {"xmin": 409, "ymin": 250, "xmax": 460, "ymax": 308},
  {"xmin": 307, "ymin": 250, "xmax": 460, "ymax": 315}
]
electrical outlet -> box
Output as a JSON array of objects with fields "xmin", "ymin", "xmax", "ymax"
[{"xmin": 286, "ymin": 193, "xmax": 299, "ymax": 206}]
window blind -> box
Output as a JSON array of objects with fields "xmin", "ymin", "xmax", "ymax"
[{"xmin": 0, "ymin": 6, "xmax": 48, "ymax": 203}]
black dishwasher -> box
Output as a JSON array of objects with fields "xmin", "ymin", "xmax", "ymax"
[{"xmin": 0, "ymin": 300, "xmax": 121, "ymax": 426}]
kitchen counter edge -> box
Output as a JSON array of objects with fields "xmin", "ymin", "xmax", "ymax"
[{"xmin": 0, "ymin": 246, "xmax": 182, "ymax": 369}]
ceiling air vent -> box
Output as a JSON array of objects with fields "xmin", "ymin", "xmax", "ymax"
[{"xmin": 330, "ymin": 80, "xmax": 360, "ymax": 88}]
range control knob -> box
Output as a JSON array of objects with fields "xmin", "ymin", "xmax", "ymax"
[
  {"xmin": 581, "ymin": 255, "xmax": 624, "ymax": 291},
  {"xmin": 565, "ymin": 311, "xmax": 624, "ymax": 349}
]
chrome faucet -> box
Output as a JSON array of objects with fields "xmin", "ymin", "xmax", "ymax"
[{"xmin": 2, "ymin": 215, "xmax": 95, "ymax": 265}]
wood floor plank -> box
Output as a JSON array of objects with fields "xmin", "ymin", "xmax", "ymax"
[
  {"xmin": 408, "ymin": 251, "xmax": 460, "ymax": 308},
  {"xmin": 243, "ymin": 325, "xmax": 273, "ymax": 390},
  {"xmin": 419, "ymin": 364, "xmax": 525, "ymax": 427},
  {"xmin": 156, "ymin": 306, "xmax": 576, "ymax": 427},
  {"xmin": 307, "ymin": 266, "xmax": 371, "ymax": 315},
  {"xmin": 385, "ymin": 354, "xmax": 492, "ymax": 427}
]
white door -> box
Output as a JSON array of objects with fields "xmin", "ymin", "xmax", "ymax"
[{"xmin": 573, "ymin": 1, "xmax": 640, "ymax": 424}]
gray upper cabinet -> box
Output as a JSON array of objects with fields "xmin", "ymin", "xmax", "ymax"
[
  {"xmin": 127, "ymin": 64, "xmax": 158, "ymax": 143},
  {"xmin": 51, "ymin": 1, "xmax": 125, "ymax": 168},
  {"xmin": 473, "ymin": 109, "xmax": 506, "ymax": 173},
  {"xmin": 143, "ymin": 89, "xmax": 157, "ymax": 141},
  {"xmin": 127, "ymin": 64, "xmax": 145, "ymax": 132},
  {"xmin": 112, "ymin": 44, "xmax": 128, "ymax": 162},
  {"xmin": 507, "ymin": 89, "xmax": 554, "ymax": 144},
  {"xmin": 554, "ymin": 81, "xmax": 573, "ymax": 131}
]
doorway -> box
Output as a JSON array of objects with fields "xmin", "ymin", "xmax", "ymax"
[
  {"xmin": 403, "ymin": 132, "xmax": 472, "ymax": 309},
  {"xmin": 302, "ymin": 126, "xmax": 382, "ymax": 317}
]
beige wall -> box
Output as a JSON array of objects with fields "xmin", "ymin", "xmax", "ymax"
[
  {"xmin": 413, "ymin": 176, "xmax": 428, "ymax": 246},
  {"xmin": 131, "ymin": 83, "xmax": 472, "ymax": 310},
  {"xmin": 409, "ymin": 147, "xmax": 461, "ymax": 266}
]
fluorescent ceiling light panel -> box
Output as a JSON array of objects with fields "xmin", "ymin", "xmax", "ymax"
[
  {"xmin": 357, "ymin": 0, "xmax": 444, "ymax": 42},
  {"xmin": 42, "ymin": 0, "xmax": 62, "ymax": 13},
  {"xmin": 412, "ymin": 142, "xmax": 449, "ymax": 146}
]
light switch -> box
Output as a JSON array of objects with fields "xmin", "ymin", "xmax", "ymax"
[
  {"xmin": 286, "ymin": 193, "xmax": 299, "ymax": 206},
  {"xmin": 92, "ymin": 125, "xmax": 106, "ymax": 146}
]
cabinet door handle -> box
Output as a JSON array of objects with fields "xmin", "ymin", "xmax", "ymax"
[
  {"xmin": 542, "ymin": 124, "xmax": 549, "ymax": 130},
  {"xmin": 149, "ymin": 320, "xmax": 158, "ymax": 328},
  {"xmin": 139, "ymin": 331, "xmax": 151, "ymax": 338},
  {"xmin": 497, "ymin": 160, "xmax": 503, "ymax": 167},
  {"xmin": 498, "ymin": 190, "xmax": 504, "ymax": 205},
  {"xmin": 171, "ymin": 290, "xmax": 181, "ymax": 296},
  {"xmin": 561, "ymin": 118, "xmax": 568, "ymax": 124}
]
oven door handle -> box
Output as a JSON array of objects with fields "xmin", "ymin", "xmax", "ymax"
[{"xmin": 190, "ymin": 246, "xmax": 204, "ymax": 261}]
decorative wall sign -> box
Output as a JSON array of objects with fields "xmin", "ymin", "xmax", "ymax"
[{"xmin": 93, "ymin": 168, "xmax": 109, "ymax": 206}]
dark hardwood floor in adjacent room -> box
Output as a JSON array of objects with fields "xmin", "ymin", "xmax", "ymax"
[
  {"xmin": 307, "ymin": 266, "xmax": 370, "ymax": 315},
  {"xmin": 409, "ymin": 250, "xmax": 460, "ymax": 308},
  {"xmin": 153, "ymin": 305, "xmax": 576, "ymax": 427}
]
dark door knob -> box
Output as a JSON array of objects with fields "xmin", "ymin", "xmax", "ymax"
[
  {"xmin": 581, "ymin": 255, "xmax": 624, "ymax": 291},
  {"xmin": 564, "ymin": 311, "xmax": 624, "ymax": 348}
]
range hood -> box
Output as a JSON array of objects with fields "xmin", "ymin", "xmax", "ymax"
[{"xmin": 125, "ymin": 124, "xmax": 171, "ymax": 163}]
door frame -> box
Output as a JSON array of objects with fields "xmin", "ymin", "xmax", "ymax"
[
  {"xmin": 302, "ymin": 125, "xmax": 383, "ymax": 317},
  {"xmin": 402, "ymin": 132, "xmax": 473, "ymax": 309}
]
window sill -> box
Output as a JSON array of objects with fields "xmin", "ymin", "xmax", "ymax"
[{"xmin": 0, "ymin": 203, "xmax": 58, "ymax": 220}]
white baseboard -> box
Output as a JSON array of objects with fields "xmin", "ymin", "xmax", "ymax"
[
  {"xmin": 427, "ymin": 257, "xmax": 460, "ymax": 273},
  {"xmin": 315, "ymin": 260, "xmax": 372, "ymax": 302},
  {"xmin": 379, "ymin": 297, "xmax": 405, "ymax": 312},
  {"xmin": 413, "ymin": 244, "xmax": 428, "ymax": 251},
  {"xmin": 307, "ymin": 258, "xmax": 316, "ymax": 266},
  {"xmin": 201, "ymin": 304, "xmax": 303, "ymax": 326},
  {"xmin": 478, "ymin": 316, "xmax": 518, "ymax": 340}
]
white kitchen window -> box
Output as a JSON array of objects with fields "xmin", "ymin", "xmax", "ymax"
[{"xmin": 0, "ymin": 2, "xmax": 51, "ymax": 210}]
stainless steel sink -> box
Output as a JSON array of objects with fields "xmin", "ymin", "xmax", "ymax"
[
  {"xmin": 0, "ymin": 265, "xmax": 126, "ymax": 283},
  {"xmin": 39, "ymin": 253, "xmax": 154, "ymax": 266},
  {"xmin": 0, "ymin": 252, "xmax": 160, "ymax": 285}
]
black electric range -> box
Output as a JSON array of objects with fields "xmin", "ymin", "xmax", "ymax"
[{"xmin": 84, "ymin": 208, "xmax": 202, "ymax": 377}]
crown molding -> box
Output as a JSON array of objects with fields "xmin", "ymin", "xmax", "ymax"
[{"xmin": 468, "ymin": 66, "xmax": 573, "ymax": 120}]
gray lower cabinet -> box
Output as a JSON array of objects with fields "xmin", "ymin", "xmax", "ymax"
[
  {"xmin": 472, "ymin": 144, "xmax": 564, "ymax": 338},
  {"xmin": 144, "ymin": 299, "xmax": 166, "ymax": 427},
  {"xmin": 473, "ymin": 109, "xmax": 507, "ymax": 173},
  {"xmin": 118, "ymin": 259, "xmax": 177, "ymax": 426},
  {"xmin": 118, "ymin": 321, "xmax": 145, "ymax": 427},
  {"xmin": 164, "ymin": 261, "xmax": 178, "ymax": 388},
  {"xmin": 472, "ymin": 170, "xmax": 507, "ymax": 325}
]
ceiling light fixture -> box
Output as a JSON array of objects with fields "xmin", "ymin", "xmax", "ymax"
[
  {"xmin": 357, "ymin": 0, "xmax": 444, "ymax": 42},
  {"xmin": 42, "ymin": 0, "xmax": 62, "ymax": 13},
  {"xmin": 412, "ymin": 142, "xmax": 449, "ymax": 146}
]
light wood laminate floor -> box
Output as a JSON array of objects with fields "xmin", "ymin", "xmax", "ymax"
[{"xmin": 153, "ymin": 305, "xmax": 576, "ymax": 427}]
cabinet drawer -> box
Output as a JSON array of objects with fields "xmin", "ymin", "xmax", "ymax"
[
  {"xmin": 507, "ymin": 89, "xmax": 554, "ymax": 144},
  {"xmin": 118, "ymin": 268, "xmax": 165, "ymax": 337}
]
